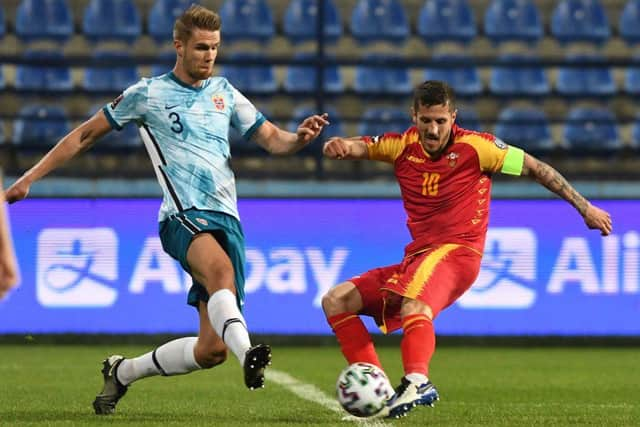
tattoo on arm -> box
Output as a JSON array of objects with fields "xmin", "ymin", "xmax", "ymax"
[{"xmin": 533, "ymin": 159, "xmax": 589, "ymax": 216}]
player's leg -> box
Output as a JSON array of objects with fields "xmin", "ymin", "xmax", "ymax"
[
  {"xmin": 385, "ymin": 297, "xmax": 440, "ymax": 418},
  {"xmin": 92, "ymin": 335, "xmax": 204, "ymax": 415},
  {"xmin": 322, "ymin": 265, "xmax": 398, "ymax": 368},
  {"xmin": 386, "ymin": 245, "xmax": 482, "ymax": 418},
  {"xmin": 187, "ymin": 231, "xmax": 271, "ymax": 389},
  {"xmin": 322, "ymin": 281, "xmax": 382, "ymax": 367}
]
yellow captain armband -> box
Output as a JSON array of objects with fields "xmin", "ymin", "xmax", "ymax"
[{"xmin": 500, "ymin": 145, "xmax": 525, "ymax": 175}]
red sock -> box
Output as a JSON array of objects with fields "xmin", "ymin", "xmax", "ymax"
[
  {"xmin": 327, "ymin": 313, "xmax": 382, "ymax": 368},
  {"xmin": 400, "ymin": 314, "xmax": 434, "ymax": 376}
]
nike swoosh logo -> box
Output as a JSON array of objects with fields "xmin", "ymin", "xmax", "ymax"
[{"xmin": 164, "ymin": 104, "xmax": 180, "ymax": 109}]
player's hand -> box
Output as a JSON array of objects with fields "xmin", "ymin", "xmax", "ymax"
[
  {"xmin": 583, "ymin": 204, "xmax": 612, "ymax": 236},
  {"xmin": 296, "ymin": 113, "xmax": 330, "ymax": 146},
  {"xmin": 5, "ymin": 177, "xmax": 31, "ymax": 204},
  {"xmin": 0, "ymin": 255, "xmax": 19, "ymax": 301},
  {"xmin": 323, "ymin": 137, "xmax": 350, "ymax": 159}
]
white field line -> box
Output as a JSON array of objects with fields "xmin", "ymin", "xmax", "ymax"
[{"xmin": 269, "ymin": 369, "xmax": 391, "ymax": 426}]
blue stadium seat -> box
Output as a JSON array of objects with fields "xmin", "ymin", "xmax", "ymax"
[
  {"xmin": 489, "ymin": 53, "xmax": 550, "ymax": 96},
  {"xmin": 631, "ymin": 115, "xmax": 640, "ymax": 149},
  {"xmin": 15, "ymin": 0, "xmax": 74, "ymax": 43},
  {"xmin": 0, "ymin": 66, "xmax": 4, "ymax": 89},
  {"xmin": 619, "ymin": 0, "xmax": 640, "ymax": 45},
  {"xmin": 350, "ymin": 0, "xmax": 410, "ymax": 45},
  {"xmin": 151, "ymin": 51, "xmax": 176, "ymax": 77},
  {"xmin": 13, "ymin": 104, "xmax": 70, "ymax": 145},
  {"xmin": 564, "ymin": 107, "xmax": 621, "ymax": 151},
  {"xmin": 82, "ymin": 0, "xmax": 142, "ymax": 44},
  {"xmin": 148, "ymin": 0, "xmax": 191, "ymax": 44},
  {"xmin": 358, "ymin": 107, "xmax": 408, "ymax": 136},
  {"xmin": 551, "ymin": 0, "xmax": 610, "ymax": 45},
  {"xmin": 0, "ymin": 6, "xmax": 5, "ymax": 39},
  {"xmin": 495, "ymin": 107, "xmax": 553, "ymax": 151},
  {"xmin": 283, "ymin": 0, "xmax": 342, "ymax": 45},
  {"xmin": 220, "ymin": 53, "xmax": 277, "ymax": 94},
  {"xmin": 83, "ymin": 51, "xmax": 139, "ymax": 92},
  {"xmin": 219, "ymin": 0, "xmax": 274, "ymax": 44},
  {"xmin": 424, "ymin": 54, "xmax": 482, "ymax": 97},
  {"xmin": 625, "ymin": 57, "xmax": 640, "ymax": 95},
  {"xmin": 15, "ymin": 50, "xmax": 73, "ymax": 91},
  {"xmin": 484, "ymin": 0, "xmax": 543, "ymax": 45},
  {"xmin": 456, "ymin": 108, "xmax": 481, "ymax": 131},
  {"xmin": 284, "ymin": 53, "xmax": 344, "ymax": 94},
  {"xmin": 417, "ymin": 0, "xmax": 477, "ymax": 45},
  {"xmin": 556, "ymin": 54, "xmax": 616, "ymax": 97},
  {"xmin": 354, "ymin": 54, "xmax": 411, "ymax": 95}
]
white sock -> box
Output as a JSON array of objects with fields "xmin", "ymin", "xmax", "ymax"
[
  {"xmin": 405, "ymin": 372, "xmax": 429, "ymax": 384},
  {"xmin": 207, "ymin": 289, "xmax": 251, "ymax": 365},
  {"xmin": 116, "ymin": 337, "xmax": 201, "ymax": 385}
]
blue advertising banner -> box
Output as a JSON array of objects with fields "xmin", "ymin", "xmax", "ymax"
[{"xmin": 1, "ymin": 199, "xmax": 638, "ymax": 335}]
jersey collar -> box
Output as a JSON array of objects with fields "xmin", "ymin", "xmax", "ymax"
[{"xmin": 168, "ymin": 71, "xmax": 209, "ymax": 91}]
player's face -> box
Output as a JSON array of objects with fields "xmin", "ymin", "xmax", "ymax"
[
  {"xmin": 177, "ymin": 28, "xmax": 220, "ymax": 82},
  {"xmin": 412, "ymin": 103, "xmax": 457, "ymax": 156}
]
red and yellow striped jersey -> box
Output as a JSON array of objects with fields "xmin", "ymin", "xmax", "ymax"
[{"xmin": 364, "ymin": 124, "xmax": 517, "ymax": 255}]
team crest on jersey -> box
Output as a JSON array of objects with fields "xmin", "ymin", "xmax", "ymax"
[
  {"xmin": 211, "ymin": 95, "xmax": 225, "ymax": 111},
  {"xmin": 494, "ymin": 138, "xmax": 507, "ymax": 150},
  {"xmin": 110, "ymin": 94, "xmax": 124, "ymax": 109},
  {"xmin": 196, "ymin": 217, "xmax": 209, "ymax": 226},
  {"xmin": 446, "ymin": 152, "xmax": 459, "ymax": 167}
]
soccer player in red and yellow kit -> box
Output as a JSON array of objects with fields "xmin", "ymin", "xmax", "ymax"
[{"xmin": 321, "ymin": 81, "xmax": 612, "ymax": 419}]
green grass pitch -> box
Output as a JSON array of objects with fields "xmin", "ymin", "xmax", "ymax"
[{"xmin": 0, "ymin": 344, "xmax": 638, "ymax": 426}]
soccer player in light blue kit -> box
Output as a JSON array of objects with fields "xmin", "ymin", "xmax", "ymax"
[{"xmin": 6, "ymin": 5, "xmax": 329, "ymax": 415}]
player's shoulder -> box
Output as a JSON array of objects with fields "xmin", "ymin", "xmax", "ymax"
[
  {"xmin": 121, "ymin": 76, "xmax": 157, "ymax": 96},
  {"xmin": 371, "ymin": 126, "xmax": 419, "ymax": 144},
  {"xmin": 453, "ymin": 125, "xmax": 496, "ymax": 144},
  {"xmin": 206, "ymin": 76, "xmax": 234, "ymax": 92},
  {"xmin": 452, "ymin": 125, "xmax": 508, "ymax": 151}
]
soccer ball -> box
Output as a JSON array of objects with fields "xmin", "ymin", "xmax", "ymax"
[{"xmin": 336, "ymin": 362, "xmax": 395, "ymax": 418}]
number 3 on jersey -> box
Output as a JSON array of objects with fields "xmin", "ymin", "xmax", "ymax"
[
  {"xmin": 169, "ymin": 112, "xmax": 183, "ymax": 133},
  {"xmin": 421, "ymin": 172, "xmax": 440, "ymax": 196}
]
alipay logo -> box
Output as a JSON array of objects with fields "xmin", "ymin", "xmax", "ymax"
[
  {"xmin": 458, "ymin": 228, "xmax": 537, "ymax": 309},
  {"xmin": 37, "ymin": 228, "xmax": 118, "ymax": 307}
]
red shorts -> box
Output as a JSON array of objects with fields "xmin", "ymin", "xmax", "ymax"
[{"xmin": 351, "ymin": 244, "xmax": 482, "ymax": 333}]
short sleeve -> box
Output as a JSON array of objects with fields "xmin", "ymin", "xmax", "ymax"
[
  {"xmin": 102, "ymin": 79, "xmax": 149, "ymax": 131},
  {"xmin": 461, "ymin": 134, "xmax": 522, "ymax": 174},
  {"xmin": 229, "ymin": 86, "xmax": 265, "ymax": 140},
  {"xmin": 364, "ymin": 133, "xmax": 406, "ymax": 163}
]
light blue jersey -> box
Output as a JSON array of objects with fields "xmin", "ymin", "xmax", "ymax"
[{"xmin": 103, "ymin": 72, "xmax": 265, "ymax": 221}]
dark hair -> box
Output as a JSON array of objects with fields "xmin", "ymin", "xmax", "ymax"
[
  {"xmin": 413, "ymin": 80, "xmax": 456, "ymax": 112},
  {"xmin": 173, "ymin": 4, "xmax": 221, "ymax": 42}
]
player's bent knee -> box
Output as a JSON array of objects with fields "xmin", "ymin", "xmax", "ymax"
[
  {"xmin": 401, "ymin": 298, "xmax": 433, "ymax": 320},
  {"xmin": 321, "ymin": 287, "xmax": 348, "ymax": 317}
]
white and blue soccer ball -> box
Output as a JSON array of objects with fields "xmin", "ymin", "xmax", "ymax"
[{"xmin": 336, "ymin": 362, "xmax": 395, "ymax": 418}]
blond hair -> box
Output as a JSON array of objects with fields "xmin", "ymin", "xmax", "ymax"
[{"xmin": 173, "ymin": 4, "xmax": 221, "ymax": 42}]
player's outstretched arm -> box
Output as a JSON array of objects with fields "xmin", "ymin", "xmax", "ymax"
[
  {"xmin": 5, "ymin": 111, "xmax": 112, "ymax": 204},
  {"xmin": 521, "ymin": 153, "xmax": 612, "ymax": 236},
  {"xmin": 0, "ymin": 176, "xmax": 19, "ymax": 299},
  {"xmin": 252, "ymin": 113, "xmax": 329, "ymax": 155},
  {"xmin": 322, "ymin": 137, "xmax": 369, "ymax": 160}
]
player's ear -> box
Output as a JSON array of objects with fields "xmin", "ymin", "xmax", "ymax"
[
  {"xmin": 410, "ymin": 107, "xmax": 416, "ymax": 124},
  {"xmin": 451, "ymin": 109, "xmax": 457, "ymax": 124},
  {"xmin": 174, "ymin": 39, "xmax": 184, "ymax": 57}
]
